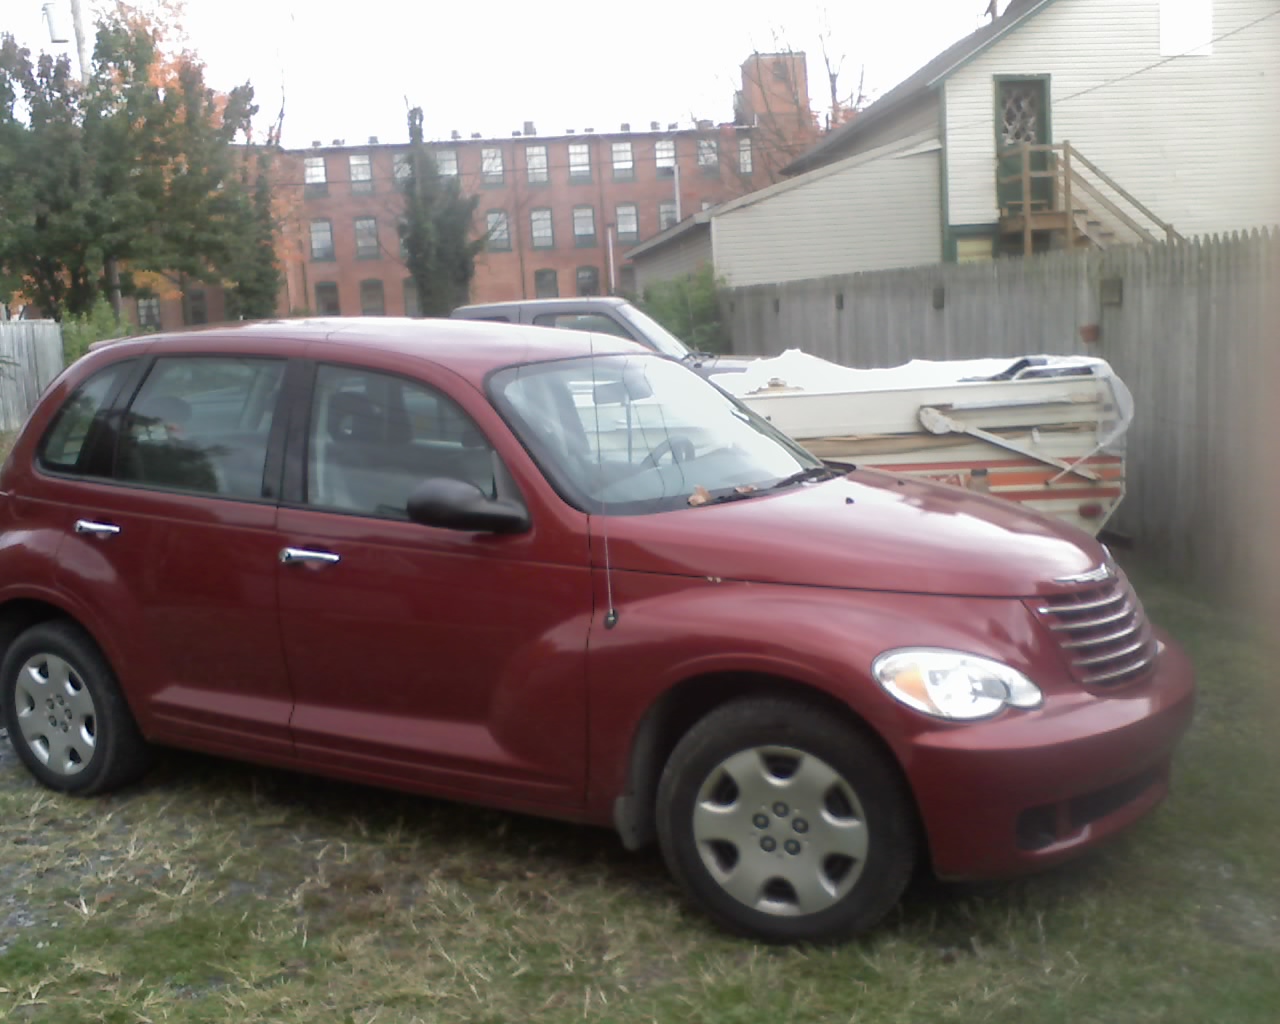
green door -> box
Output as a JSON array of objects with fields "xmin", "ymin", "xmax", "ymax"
[{"xmin": 995, "ymin": 77, "xmax": 1051, "ymax": 218}]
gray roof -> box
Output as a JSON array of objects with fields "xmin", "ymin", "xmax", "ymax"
[{"xmin": 784, "ymin": 0, "xmax": 1055, "ymax": 175}]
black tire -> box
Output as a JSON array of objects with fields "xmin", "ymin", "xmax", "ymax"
[
  {"xmin": 1, "ymin": 620, "xmax": 152, "ymax": 795},
  {"xmin": 656, "ymin": 697, "xmax": 917, "ymax": 943}
]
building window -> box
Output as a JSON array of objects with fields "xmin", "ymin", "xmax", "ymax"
[
  {"xmin": 534, "ymin": 268, "xmax": 559, "ymax": 298},
  {"xmin": 393, "ymin": 153, "xmax": 411, "ymax": 188},
  {"xmin": 136, "ymin": 296, "xmax": 161, "ymax": 329},
  {"xmin": 310, "ymin": 219, "xmax": 335, "ymax": 261},
  {"xmin": 398, "ymin": 217, "xmax": 409, "ymax": 260},
  {"xmin": 360, "ymin": 279, "xmax": 386, "ymax": 316},
  {"xmin": 481, "ymin": 147, "xmax": 503, "ymax": 185},
  {"xmin": 349, "ymin": 153, "xmax": 373, "ymax": 194},
  {"xmin": 612, "ymin": 141, "xmax": 633, "ymax": 180},
  {"xmin": 486, "ymin": 210, "xmax": 511, "ymax": 251},
  {"xmin": 187, "ymin": 289, "xmax": 207, "ymax": 325},
  {"xmin": 576, "ymin": 266, "xmax": 600, "ymax": 297},
  {"xmin": 530, "ymin": 208, "xmax": 554, "ymax": 249},
  {"xmin": 403, "ymin": 278, "xmax": 420, "ymax": 317},
  {"xmin": 573, "ymin": 205, "xmax": 596, "ymax": 247},
  {"xmin": 304, "ymin": 156, "xmax": 327, "ymax": 197},
  {"xmin": 568, "ymin": 142, "xmax": 591, "ymax": 182},
  {"xmin": 615, "ymin": 203, "xmax": 638, "ymax": 243},
  {"xmin": 436, "ymin": 148, "xmax": 459, "ymax": 176},
  {"xmin": 526, "ymin": 145, "xmax": 548, "ymax": 183},
  {"xmin": 1160, "ymin": 0, "xmax": 1212, "ymax": 56},
  {"xmin": 738, "ymin": 137, "xmax": 753, "ymax": 175},
  {"xmin": 697, "ymin": 138, "xmax": 719, "ymax": 173},
  {"xmin": 658, "ymin": 200, "xmax": 678, "ymax": 231},
  {"xmin": 655, "ymin": 139, "xmax": 675, "ymax": 177},
  {"xmin": 314, "ymin": 281, "xmax": 340, "ymax": 315},
  {"xmin": 355, "ymin": 217, "xmax": 379, "ymax": 260}
]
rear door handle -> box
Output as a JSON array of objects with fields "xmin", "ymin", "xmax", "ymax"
[
  {"xmin": 74, "ymin": 519, "xmax": 121, "ymax": 538},
  {"xmin": 279, "ymin": 547, "xmax": 341, "ymax": 566}
]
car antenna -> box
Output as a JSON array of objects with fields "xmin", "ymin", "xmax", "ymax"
[{"xmin": 588, "ymin": 332, "xmax": 620, "ymax": 629}]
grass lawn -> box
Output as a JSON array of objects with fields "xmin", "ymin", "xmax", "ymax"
[{"xmin": 0, "ymin": 424, "xmax": 1276, "ymax": 1021}]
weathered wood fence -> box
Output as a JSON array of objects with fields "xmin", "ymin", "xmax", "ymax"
[
  {"xmin": 724, "ymin": 231, "xmax": 1279, "ymax": 594},
  {"xmin": 0, "ymin": 321, "xmax": 65, "ymax": 432}
]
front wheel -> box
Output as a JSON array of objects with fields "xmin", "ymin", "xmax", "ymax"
[{"xmin": 656, "ymin": 698, "xmax": 917, "ymax": 942}]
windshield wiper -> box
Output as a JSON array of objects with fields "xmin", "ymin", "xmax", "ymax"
[{"xmin": 770, "ymin": 466, "xmax": 840, "ymax": 490}]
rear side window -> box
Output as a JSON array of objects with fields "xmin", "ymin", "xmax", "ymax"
[
  {"xmin": 531, "ymin": 312, "xmax": 635, "ymax": 340},
  {"xmin": 39, "ymin": 361, "xmax": 135, "ymax": 473},
  {"xmin": 114, "ymin": 357, "xmax": 286, "ymax": 500}
]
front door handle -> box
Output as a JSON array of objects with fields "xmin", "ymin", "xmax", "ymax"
[
  {"xmin": 279, "ymin": 547, "xmax": 341, "ymax": 566},
  {"xmin": 74, "ymin": 519, "xmax": 121, "ymax": 538}
]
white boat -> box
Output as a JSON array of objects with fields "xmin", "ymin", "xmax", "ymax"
[{"xmin": 712, "ymin": 351, "xmax": 1132, "ymax": 536}]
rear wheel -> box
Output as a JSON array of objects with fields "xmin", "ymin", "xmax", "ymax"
[
  {"xmin": 1, "ymin": 621, "xmax": 151, "ymax": 795},
  {"xmin": 656, "ymin": 697, "xmax": 916, "ymax": 942}
]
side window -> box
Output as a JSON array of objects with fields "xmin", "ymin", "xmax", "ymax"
[
  {"xmin": 115, "ymin": 357, "xmax": 286, "ymax": 499},
  {"xmin": 38, "ymin": 361, "xmax": 135, "ymax": 474},
  {"xmin": 531, "ymin": 312, "xmax": 635, "ymax": 340},
  {"xmin": 306, "ymin": 365, "xmax": 500, "ymax": 520}
]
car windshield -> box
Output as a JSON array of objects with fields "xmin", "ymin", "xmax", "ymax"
[
  {"xmin": 490, "ymin": 354, "xmax": 824, "ymax": 515},
  {"xmin": 615, "ymin": 304, "xmax": 692, "ymax": 359}
]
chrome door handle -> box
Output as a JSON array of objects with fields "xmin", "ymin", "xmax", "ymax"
[
  {"xmin": 74, "ymin": 519, "xmax": 121, "ymax": 538},
  {"xmin": 279, "ymin": 547, "xmax": 341, "ymax": 566}
]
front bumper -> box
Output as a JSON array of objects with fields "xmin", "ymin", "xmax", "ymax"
[{"xmin": 904, "ymin": 629, "xmax": 1196, "ymax": 880}]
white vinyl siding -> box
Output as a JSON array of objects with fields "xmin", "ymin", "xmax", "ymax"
[
  {"xmin": 943, "ymin": 0, "xmax": 1280, "ymax": 236},
  {"xmin": 633, "ymin": 228, "xmax": 714, "ymax": 293},
  {"xmin": 712, "ymin": 141, "xmax": 942, "ymax": 287}
]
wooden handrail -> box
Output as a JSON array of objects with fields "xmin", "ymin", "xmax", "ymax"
[
  {"xmin": 997, "ymin": 141, "xmax": 1184, "ymax": 247},
  {"xmin": 1061, "ymin": 144, "xmax": 1181, "ymax": 241},
  {"xmin": 1067, "ymin": 173, "xmax": 1159, "ymax": 244}
]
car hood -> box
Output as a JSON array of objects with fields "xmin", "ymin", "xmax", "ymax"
[{"xmin": 596, "ymin": 470, "xmax": 1107, "ymax": 598}]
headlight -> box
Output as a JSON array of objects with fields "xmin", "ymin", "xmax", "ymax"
[{"xmin": 872, "ymin": 648, "xmax": 1043, "ymax": 721}]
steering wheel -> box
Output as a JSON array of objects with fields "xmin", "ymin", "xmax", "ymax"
[{"xmin": 640, "ymin": 435, "xmax": 696, "ymax": 469}]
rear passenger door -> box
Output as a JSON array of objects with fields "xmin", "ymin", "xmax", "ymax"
[
  {"xmin": 50, "ymin": 353, "xmax": 297, "ymax": 758},
  {"xmin": 274, "ymin": 361, "xmax": 592, "ymax": 808}
]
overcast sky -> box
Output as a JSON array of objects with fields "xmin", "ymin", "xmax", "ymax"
[{"xmin": 12, "ymin": 0, "xmax": 1001, "ymax": 147}]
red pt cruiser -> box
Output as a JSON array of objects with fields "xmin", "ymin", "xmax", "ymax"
[{"xmin": 0, "ymin": 320, "xmax": 1195, "ymax": 942}]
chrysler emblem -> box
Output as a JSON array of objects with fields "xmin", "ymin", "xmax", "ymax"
[{"xmin": 1054, "ymin": 563, "xmax": 1114, "ymax": 585}]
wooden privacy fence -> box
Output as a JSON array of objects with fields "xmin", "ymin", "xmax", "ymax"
[
  {"xmin": 0, "ymin": 321, "xmax": 65, "ymax": 433},
  {"xmin": 723, "ymin": 230, "xmax": 1279, "ymax": 593}
]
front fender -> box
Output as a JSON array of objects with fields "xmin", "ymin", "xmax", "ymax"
[{"xmin": 585, "ymin": 570, "xmax": 1054, "ymax": 820}]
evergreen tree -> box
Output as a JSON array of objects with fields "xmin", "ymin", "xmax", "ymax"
[{"xmin": 400, "ymin": 107, "xmax": 484, "ymax": 316}]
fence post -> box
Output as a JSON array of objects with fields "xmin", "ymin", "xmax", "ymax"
[
  {"xmin": 1062, "ymin": 142, "xmax": 1074, "ymax": 247},
  {"xmin": 1021, "ymin": 143, "xmax": 1033, "ymax": 257}
]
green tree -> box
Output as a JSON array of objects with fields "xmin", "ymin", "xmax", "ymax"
[
  {"xmin": 0, "ymin": 38, "xmax": 98, "ymax": 319},
  {"xmin": 399, "ymin": 107, "xmax": 485, "ymax": 316},
  {"xmin": 640, "ymin": 262, "xmax": 731, "ymax": 354},
  {"xmin": 0, "ymin": 11, "xmax": 275, "ymax": 322}
]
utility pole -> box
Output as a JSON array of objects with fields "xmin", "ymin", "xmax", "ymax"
[
  {"xmin": 65, "ymin": 0, "xmax": 125, "ymax": 317},
  {"xmin": 68, "ymin": 1, "xmax": 90, "ymax": 83}
]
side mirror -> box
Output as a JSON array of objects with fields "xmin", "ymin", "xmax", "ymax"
[{"xmin": 406, "ymin": 478, "xmax": 530, "ymax": 534}]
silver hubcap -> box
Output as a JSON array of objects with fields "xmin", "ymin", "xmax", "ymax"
[
  {"xmin": 693, "ymin": 745, "xmax": 868, "ymax": 916},
  {"xmin": 13, "ymin": 653, "xmax": 98, "ymax": 776}
]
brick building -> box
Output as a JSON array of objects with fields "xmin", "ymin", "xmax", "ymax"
[{"xmin": 273, "ymin": 52, "xmax": 817, "ymax": 318}]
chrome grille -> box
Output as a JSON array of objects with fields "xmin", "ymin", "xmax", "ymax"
[{"xmin": 1032, "ymin": 576, "xmax": 1158, "ymax": 687}]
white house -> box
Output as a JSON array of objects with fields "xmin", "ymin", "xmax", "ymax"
[{"xmin": 629, "ymin": 0, "xmax": 1280, "ymax": 287}]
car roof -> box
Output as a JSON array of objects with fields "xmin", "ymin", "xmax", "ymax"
[
  {"xmin": 86, "ymin": 317, "xmax": 649, "ymax": 387},
  {"xmin": 452, "ymin": 297, "xmax": 628, "ymax": 316}
]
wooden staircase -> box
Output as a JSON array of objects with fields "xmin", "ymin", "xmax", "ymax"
[{"xmin": 998, "ymin": 142, "xmax": 1183, "ymax": 256}]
